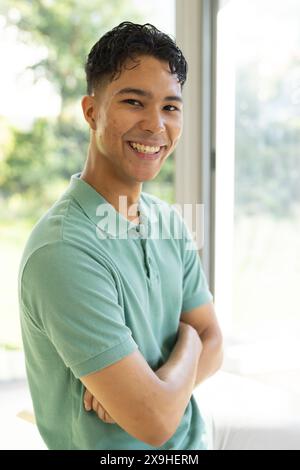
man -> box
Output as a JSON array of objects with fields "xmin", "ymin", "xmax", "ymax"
[{"xmin": 18, "ymin": 21, "xmax": 223, "ymax": 450}]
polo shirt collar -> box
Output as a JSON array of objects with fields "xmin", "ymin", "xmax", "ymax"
[{"xmin": 65, "ymin": 172, "xmax": 159, "ymax": 238}]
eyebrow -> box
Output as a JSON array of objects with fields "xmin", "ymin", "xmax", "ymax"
[{"xmin": 115, "ymin": 87, "xmax": 183, "ymax": 104}]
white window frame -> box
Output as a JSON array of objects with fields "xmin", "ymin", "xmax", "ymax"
[{"xmin": 175, "ymin": 0, "xmax": 219, "ymax": 294}]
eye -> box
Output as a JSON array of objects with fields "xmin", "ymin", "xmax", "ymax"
[
  {"xmin": 123, "ymin": 99, "xmax": 142, "ymax": 106},
  {"xmin": 164, "ymin": 105, "xmax": 180, "ymax": 112},
  {"xmin": 122, "ymin": 100, "xmax": 180, "ymax": 112}
]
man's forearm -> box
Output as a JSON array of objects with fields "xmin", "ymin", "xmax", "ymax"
[
  {"xmin": 154, "ymin": 323, "xmax": 202, "ymax": 436},
  {"xmin": 194, "ymin": 328, "xmax": 224, "ymax": 389}
]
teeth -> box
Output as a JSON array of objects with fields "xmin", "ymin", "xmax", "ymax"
[{"xmin": 129, "ymin": 142, "xmax": 161, "ymax": 154}]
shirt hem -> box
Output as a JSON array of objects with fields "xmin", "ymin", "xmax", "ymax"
[
  {"xmin": 72, "ymin": 335, "xmax": 139, "ymax": 378},
  {"xmin": 181, "ymin": 291, "xmax": 213, "ymax": 313}
]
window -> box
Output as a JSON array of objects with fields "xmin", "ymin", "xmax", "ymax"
[{"xmin": 215, "ymin": 0, "xmax": 300, "ymax": 380}]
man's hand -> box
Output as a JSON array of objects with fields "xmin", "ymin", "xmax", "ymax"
[
  {"xmin": 83, "ymin": 323, "xmax": 203, "ymax": 425},
  {"xmin": 83, "ymin": 388, "xmax": 116, "ymax": 424}
]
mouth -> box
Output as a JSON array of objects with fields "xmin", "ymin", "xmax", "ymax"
[{"xmin": 126, "ymin": 141, "xmax": 166, "ymax": 161}]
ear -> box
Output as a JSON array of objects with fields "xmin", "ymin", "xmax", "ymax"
[{"xmin": 81, "ymin": 95, "xmax": 97, "ymax": 131}]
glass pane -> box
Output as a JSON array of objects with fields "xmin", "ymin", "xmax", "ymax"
[{"xmin": 215, "ymin": 0, "xmax": 300, "ymax": 375}]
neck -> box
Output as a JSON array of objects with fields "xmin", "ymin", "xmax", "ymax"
[{"xmin": 80, "ymin": 146, "xmax": 142, "ymax": 221}]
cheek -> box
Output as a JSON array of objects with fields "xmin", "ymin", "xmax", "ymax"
[
  {"xmin": 173, "ymin": 128, "xmax": 182, "ymax": 145},
  {"xmin": 175, "ymin": 114, "xmax": 183, "ymax": 132},
  {"xmin": 168, "ymin": 112, "xmax": 182, "ymax": 131},
  {"xmin": 169, "ymin": 120, "xmax": 183, "ymax": 146},
  {"xmin": 106, "ymin": 116, "xmax": 127, "ymax": 143}
]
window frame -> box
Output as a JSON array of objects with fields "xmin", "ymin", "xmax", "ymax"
[{"xmin": 175, "ymin": 0, "xmax": 220, "ymax": 294}]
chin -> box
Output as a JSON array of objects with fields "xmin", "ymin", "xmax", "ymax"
[{"xmin": 134, "ymin": 171, "xmax": 160, "ymax": 183}]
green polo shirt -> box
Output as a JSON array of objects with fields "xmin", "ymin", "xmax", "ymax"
[{"xmin": 18, "ymin": 172, "xmax": 213, "ymax": 450}]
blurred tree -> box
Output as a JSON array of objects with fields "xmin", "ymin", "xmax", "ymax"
[
  {"xmin": 1, "ymin": 0, "xmax": 144, "ymax": 105},
  {"xmin": 0, "ymin": 0, "xmax": 151, "ymax": 211},
  {"xmin": 235, "ymin": 59, "xmax": 300, "ymax": 218},
  {"xmin": 143, "ymin": 150, "xmax": 175, "ymax": 203}
]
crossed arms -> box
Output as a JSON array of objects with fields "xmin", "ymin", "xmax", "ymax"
[{"xmin": 81, "ymin": 302, "xmax": 223, "ymax": 447}]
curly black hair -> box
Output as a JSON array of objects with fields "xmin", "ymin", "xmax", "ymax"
[{"xmin": 84, "ymin": 21, "xmax": 187, "ymax": 95}]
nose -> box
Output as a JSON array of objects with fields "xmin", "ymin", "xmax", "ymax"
[{"xmin": 139, "ymin": 108, "xmax": 165, "ymax": 134}]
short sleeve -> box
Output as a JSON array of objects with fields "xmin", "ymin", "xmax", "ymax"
[
  {"xmin": 180, "ymin": 219, "xmax": 213, "ymax": 312},
  {"xmin": 20, "ymin": 241, "xmax": 138, "ymax": 378}
]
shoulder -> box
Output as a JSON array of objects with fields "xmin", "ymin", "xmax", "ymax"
[{"xmin": 19, "ymin": 192, "xmax": 100, "ymax": 277}]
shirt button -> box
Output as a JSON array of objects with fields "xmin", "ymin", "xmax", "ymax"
[{"xmin": 128, "ymin": 229, "xmax": 138, "ymax": 239}]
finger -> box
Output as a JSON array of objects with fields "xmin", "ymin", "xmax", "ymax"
[
  {"xmin": 102, "ymin": 408, "xmax": 116, "ymax": 424},
  {"xmin": 105, "ymin": 415, "xmax": 116, "ymax": 424},
  {"xmin": 92, "ymin": 395, "xmax": 99, "ymax": 414},
  {"xmin": 96, "ymin": 402, "xmax": 116, "ymax": 424},
  {"xmin": 83, "ymin": 389, "xmax": 93, "ymax": 411},
  {"xmin": 96, "ymin": 402, "xmax": 106, "ymax": 421},
  {"xmin": 91, "ymin": 396, "xmax": 115, "ymax": 424}
]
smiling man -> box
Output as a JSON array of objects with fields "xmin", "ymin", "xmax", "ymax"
[{"xmin": 18, "ymin": 22, "xmax": 223, "ymax": 450}]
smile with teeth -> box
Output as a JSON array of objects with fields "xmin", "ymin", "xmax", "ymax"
[{"xmin": 129, "ymin": 141, "xmax": 162, "ymax": 154}]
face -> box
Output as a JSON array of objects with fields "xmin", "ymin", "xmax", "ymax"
[{"xmin": 82, "ymin": 55, "xmax": 183, "ymax": 183}]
